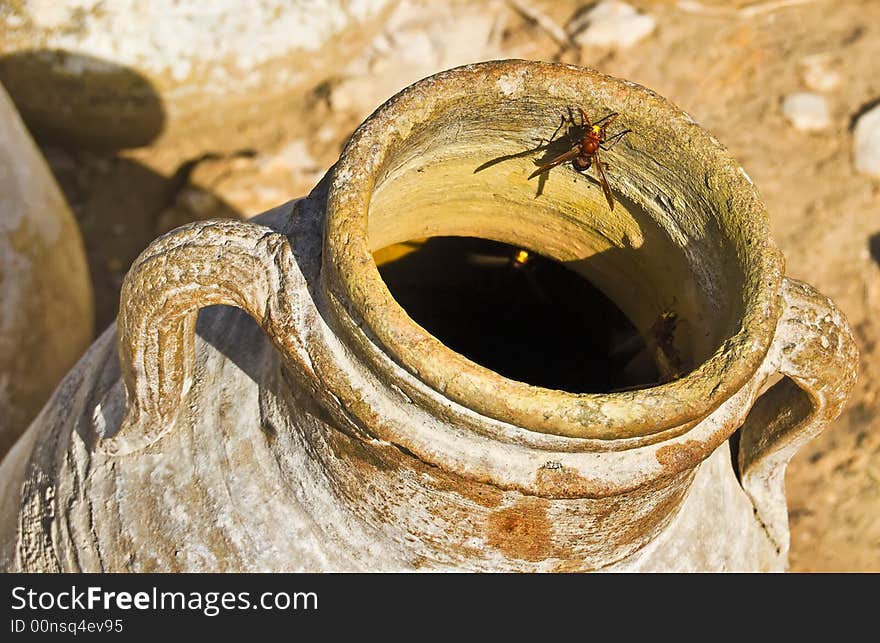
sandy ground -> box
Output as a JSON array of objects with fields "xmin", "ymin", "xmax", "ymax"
[{"xmin": 24, "ymin": 0, "xmax": 880, "ymax": 570}]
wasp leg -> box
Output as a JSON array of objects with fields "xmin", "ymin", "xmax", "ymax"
[
  {"xmin": 600, "ymin": 128, "xmax": 631, "ymax": 151},
  {"xmin": 593, "ymin": 112, "xmax": 619, "ymax": 128},
  {"xmin": 543, "ymin": 113, "xmax": 567, "ymax": 146}
]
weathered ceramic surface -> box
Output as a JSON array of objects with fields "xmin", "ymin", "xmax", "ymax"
[
  {"xmin": 0, "ymin": 62, "xmax": 858, "ymax": 571},
  {"xmin": 0, "ymin": 0, "xmax": 396, "ymax": 148},
  {"xmin": 0, "ymin": 83, "xmax": 92, "ymax": 460}
]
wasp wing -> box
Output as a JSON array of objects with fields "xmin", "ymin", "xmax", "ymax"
[
  {"xmin": 528, "ymin": 147, "xmax": 580, "ymax": 179},
  {"xmin": 594, "ymin": 149, "xmax": 616, "ymax": 211}
]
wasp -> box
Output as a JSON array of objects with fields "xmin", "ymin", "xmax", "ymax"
[
  {"xmin": 649, "ymin": 310, "xmax": 685, "ymax": 383},
  {"xmin": 608, "ymin": 309, "xmax": 686, "ymax": 393},
  {"xmin": 528, "ymin": 109, "xmax": 631, "ymax": 210}
]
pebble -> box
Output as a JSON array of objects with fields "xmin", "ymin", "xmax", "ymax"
[
  {"xmin": 317, "ymin": 125, "xmax": 337, "ymax": 143},
  {"xmin": 782, "ymin": 92, "xmax": 830, "ymax": 132},
  {"xmin": 259, "ymin": 139, "xmax": 318, "ymax": 174},
  {"xmin": 570, "ymin": 1, "xmax": 656, "ymax": 49},
  {"xmin": 854, "ymin": 103, "xmax": 880, "ymax": 178},
  {"xmin": 801, "ymin": 55, "xmax": 841, "ymax": 92}
]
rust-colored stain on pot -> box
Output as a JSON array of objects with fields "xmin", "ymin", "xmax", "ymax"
[
  {"xmin": 656, "ymin": 440, "xmax": 706, "ymax": 469},
  {"xmin": 426, "ymin": 471, "xmax": 505, "ymax": 510},
  {"xmin": 533, "ymin": 465, "xmax": 605, "ymax": 498},
  {"xmin": 486, "ymin": 499, "xmax": 552, "ymax": 561}
]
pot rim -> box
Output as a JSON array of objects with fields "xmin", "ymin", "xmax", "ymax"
[{"xmin": 322, "ymin": 59, "xmax": 784, "ymax": 441}]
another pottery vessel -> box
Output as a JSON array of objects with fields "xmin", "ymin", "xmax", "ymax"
[
  {"xmin": 0, "ymin": 61, "xmax": 857, "ymax": 571},
  {"xmin": 0, "ymin": 82, "xmax": 93, "ymax": 461}
]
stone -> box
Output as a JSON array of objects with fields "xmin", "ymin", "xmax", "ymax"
[
  {"xmin": 259, "ymin": 139, "xmax": 320, "ymax": 175},
  {"xmin": 330, "ymin": 0, "xmax": 505, "ymax": 118},
  {"xmin": 801, "ymin": 54, "xmax": 841, "ymax": 92},
  {"xmin": 854, "ymin": 103, "xmax": 880, "ymax": 178},
  {"xmin": 782, "ymin": 92, "xmax": 831, "ymax": 132},
  {"xmin": 0, "ymin": 1, "xmax": 397, "ymax": 152},
  {"xmin": 570, "ymin": 1, "xmax": 656, "ymax": 49}
]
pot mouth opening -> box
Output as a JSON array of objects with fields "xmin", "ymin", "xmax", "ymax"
[
  {"xmin": 374, "ymin": 236, "xmax": 677, "ymax": 395},
  {"xmin": 323, "ymin": 60, "xmax": 783, "ymax": 441}
]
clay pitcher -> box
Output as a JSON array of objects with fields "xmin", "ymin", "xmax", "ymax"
[
  {"xmin": 0, "ymin": 61, "xmax": 858, "ymax": 571},
  {"xmin": 0, "ymin": 82, "xmax": 93, "ymax": 460}
]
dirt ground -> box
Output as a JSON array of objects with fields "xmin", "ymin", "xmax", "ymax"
[{"xmin": 25, "ymin": 0, "xmax": 880, "ymax": 570}]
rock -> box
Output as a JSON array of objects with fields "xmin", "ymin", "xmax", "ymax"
[
  {"xmin": 570, "ymin": 1, "xmax": 656, "ymax": 49},
  {"xmin": 782, "ymin": 92, "xmax": 831, "ymax": 132},
  {"xmin": 260, "ymin": 139, "xmax": 320, "ymax": 175},
  {"xmin": 330, "ymin": 0, "xmax": 505, "ymax": 119},
  {"xmin": 0, "ymin": 1, "xmax": 396, "ymax": 152},
  {"xmin": 801, "ymin": 55, "xmax": 841, "ymax": 92},
  {"xmin": 854, "ymin": 103, "xmax": 880, "ymax": 178}
]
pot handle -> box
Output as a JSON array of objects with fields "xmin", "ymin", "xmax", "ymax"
[
  {"xmin": 738, "ymin": 277, "xmax": 858, "ymax": 555},
  {"xmin": 101, "ymin": 218, "xmax": 316, "ymax": 456}
]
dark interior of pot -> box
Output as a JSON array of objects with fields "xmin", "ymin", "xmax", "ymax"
[{"xmin": 375, "ymin": 237, "xmax": 667, "ymax": 393}]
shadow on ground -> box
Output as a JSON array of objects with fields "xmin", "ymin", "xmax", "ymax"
[{"xmin": 0, "ymin": 49, "xmax": 243, "ymax": 332}]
